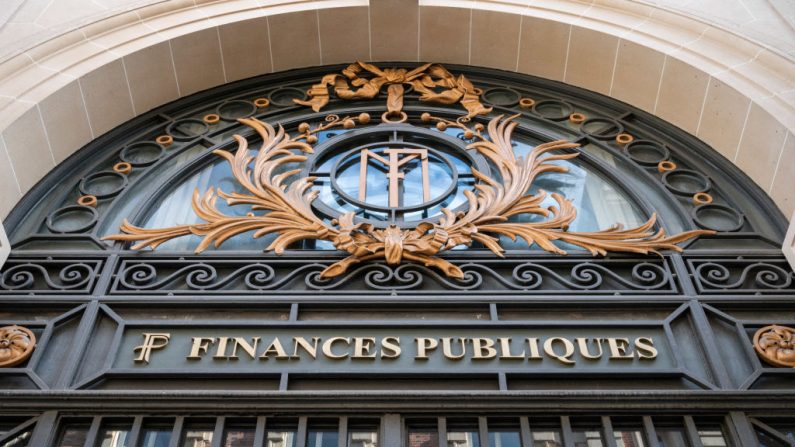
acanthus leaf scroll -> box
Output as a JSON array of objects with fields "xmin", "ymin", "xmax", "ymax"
[{"xmin": 104, "ymin": 64, "xmax": 714, "ymax": 280}]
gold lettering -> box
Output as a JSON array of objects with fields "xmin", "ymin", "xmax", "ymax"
[
  {"xmin": 526, "ymin": 337, "xmax": 542, "ymax": 359},
  {"xmin": 134, "ymin": 333, "xmax": 171, "ymax": 364},
  {"xmin": 415, "ymin": 337, "xmax": 438, "ymax": 359},
  {"xmin": 260, "ymin": 338, "xmax": 289, "ymax": 359},
  {"xmin": 292, "ymin": 337, "xmax": 320, "ymax": 359},
  {"xmin": 380, "ymin": 336, "xmax": 401, "ymax": 358},
  {"xmin": 607, "ymin": 338, "xmax": 634, "ymax": 359},
  {"xmin": 230, "ymin": 337, "xmax": 260, "ymax": 360},
  {"xmin": 187, "ymin": 337, "xmax": 215, "ymax": 360},
  {"xmin": 322, "ymin": 337, "xmax": 351, "ymax": 359},
  {"xmin": 576, "ymin": 338, "xmax": 604, "ymax": 360},
  {"xmin": 544, "ymin": 337, "xmax": 575, "ymax": 365},
  {"xmin": 353, "ymin": 337, "xmax": 377, "ymax": 359},
  {"xmin": 498, "ymin": 337, "xmax": 524, "ymax": 359},
  {"xmin": 471, "ymin": 338, "xmax": 497, "ymax": 360},
  {"xmin": 214, "ymin": 336, "xmax": 231, "ymax": 359},
  {"xmin": 442, "ymin": 337, "xmax": 466, "ymax": 360},
  {"xmin": 634, "ymin": 337, "xmax": 658, "ymax": 360}
]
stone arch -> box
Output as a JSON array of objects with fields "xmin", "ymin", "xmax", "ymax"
[{"xmin": 0, "ymin": 0, "xmax": 792, "ymax": 222}]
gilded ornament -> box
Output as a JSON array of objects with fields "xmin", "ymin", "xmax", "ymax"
[
  {"xmin": 754, "ymin": 325, "xmax": 795, "ymax": 368},
  {"xmin": 294, "ymin": 62, "xmax": 492, "ymax": 121},
  {"xmin": 0, "ymin": 325, "xmax": 36, "ymax": 368},
  {"xmin": 105, "ymin": 102, "xmax": 714, "ymax": 279}
]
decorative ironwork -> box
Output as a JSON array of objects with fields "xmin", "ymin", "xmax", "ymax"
[
  {"xmin": 0, "ymin": 259, "xmax": 102, "ymax": 293},
  {"xmin": 109, "ymin": 256, "xmax": 678, "ymax": 294},
  {"xmin": 104, "ymin": 109, "xmax": 712, "ymax": 280},
  {"xmin": 688, "ymin": 258, "xmax": 795, "ymax": 294},
  {"xmin": 753, "ymin": 325, "xmax": 795, "ymax": 368},
  {"xmin": 294, "ymin": 62, "xmax": 492, "ymax": 121},
  {"xmin": 0, "ymin": 325, "xmax": 36, "ymax": 368}
]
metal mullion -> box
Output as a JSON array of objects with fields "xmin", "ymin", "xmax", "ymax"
[
  {"xmin": 478, "ymin": 416, "xmax": 490, "ymax": 447},
  {"xmin": 168, "ymin": 416, "xmax": 185, "ymax": 447},
  {"xmin": 338, "ymin": 416, "xmax": 348, "ymax": 447},
  {"xmin": 642, "ymin": 416, "xmax": 660, "ymax": 447},
  {"xmin": 26, "ymin": 411, "xmax": 59, "ymax": 447},
  {"xmin": 211, "ymin": 417, "xmax": 225, "ymax": 447},
  {"xmin": 82, "ymin": 416, "xmax": 102, "ymax": 447},
  {"xmin": 253, "ymin": 416, "xmax": 267, "ymax": 447},
  {"xmin": 561, "ymin": 417, "xmax": 576, "ymax": 447},
  {"xmin": 296, "ymin": 416, "xmax": 308, "ymax": 447},
  {"xmin": 126, "ymin": 417, "xmax": 144, "ymax": 447},
  {"xmin": 438, "ymin": 417, "xmax": 447, "ymax": 447},
  {"xmin": 727, "ymin": 412, "xmax": 759, "ymax": 447},
  {"xmin": 683, "ymin": 416, "xmax": 704, "ymax": 447},
  {"xmin": 602, "ymin": 416, "xmax": 618, "ymax": 447},
  {"xmin": 520, "ymin": 417, "xmax": 532, "ymax": 447}
]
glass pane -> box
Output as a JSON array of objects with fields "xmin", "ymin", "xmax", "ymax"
[
  {"xmin": 447, "ymin": 431, "xmax": 480, "ymax": 447},
  {"xmin": 755, "ymin": 429, "xmax": 789, "ymax": 447},
  {"xmin": 267, "ymin": 431, "xmax": 296, "ymax": 447},
  {"xmin": 697, "ymin": 430, "xmax": 727, "ymax": 447},
  {"xmin": 56, "ymin": 426, "xmax": 89, "ymax": 447},
  {"xmin": 655, "ymin": 428, "xmax": 689, "ymax": 447},
  {"xmin": 530, "ymin": 431, "xmax": 562, "ymax": 447},
  {"xmin": 1, "ymin": 430, "xmax": 31, "ymax": 447},
  {"xmin": 488, "ymin": 431, "xmax": 521, "ymax": 447},
  {"xmin": 572, "ymin": 430, "xmax": 603, "ymax": 447},
  {"xmin": 140, "ymin": 428, "xmax": 173, "ymax": 447},
  {"xmin": 409, "ymin": 431, "xmax": 439, "ymax": 447},
  {"xmin": 99, "ymin": 427, "xmax": 131, "ymax": 447},
  {"xmin": 223, "ymin": 427, "xmax": 256, "ymax": 447},
  {"xmin": 349, "ymin": 431, "xmax": 379, "ymax": 447},
  {"xmin": 307, "ymin": 430, "xmax": 338, "ymax": 447},
  {"xmin": 614, "ymin": 430, "xmax": 645, "ymax": 447},
  {"xmin": 182, "ymin": 428, "xmax": 213, "ymax": 447}
]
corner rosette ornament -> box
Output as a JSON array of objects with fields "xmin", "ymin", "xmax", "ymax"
[
  {"xmin": 104, "ymin": 108, "xmax": 713, "ymax": 280},
  {"xmin": 754, "ymin": 325, "xmax": 795, "ymax": 368},
  {"xmin": 0, "ymin": 325, "xmax": 37, "ymax": 368}
]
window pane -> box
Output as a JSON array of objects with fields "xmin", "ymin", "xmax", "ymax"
[
  {"xmin": 99, "ymin": 427, "xmax": 131, "ymax": 447},
  {"xmin": 223, "ymin": 427, "xmax": 256, "ymax": 447},
  {"xmin": 56, "ymin": 425, "xmax": 89, "ymax": 447},
  {"xmin": 1, "ymin": 430, "xmax": 31, "ymax": 447},
  {"xmin": 307, "ymin": 430, "xmax": 338, "ymax": 447},
  {"xmin": 488, "ymin": 431, "xmax": 521, "ymax": 447},
  {"xmin": 447, "ymin": 431, "xmax": 480, "ymax": 447},
  {"xmin": 182, "ymin": 428, "xmax": 213, "ymax": 447},
  {"xmin": 409, "ymin": 430, "xmax": 439, "ymax": 447},
  {"xmin": 267, "ymin": 431, "xmax": 296, "ymax": 447},
  {"xmin": 140, "ymin": 428, "xmax": 173, "ymax": 447},
  {"xmin": 697, "ymin": 431, "xmax": 727, "ymax": 447},
  {"xmin": 614, "ymin": 430, "xmax": 645, "ymax": 447},
  {"xmin": 530, "ymin": 431, "xmax": 562, "ymax": 447},
  {"xmin": 349, "ymin": 431, "xmax": 379, "ymax": 447},
  {"xmin": 655, "ymin": 428, "xmax": 689, "ymax": 447},
  {"xmin": 755, "ymin": 429, "xmax": 789, "ymax": 447},
  {"xmin": 572, "ymin": 430, "xmax": 603, "ymax": 447}
]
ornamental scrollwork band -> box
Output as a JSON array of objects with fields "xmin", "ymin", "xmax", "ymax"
[
  {"xmin": 104, "ymin": 62, "xmax": 714, "ymax": 279},
  {"xmin": 0, "ymin": 325, "xmax": 36, "ymax": 368},
  {"xmin": 753, "ymin": 325, "xmax": 795, "ymax": 368}
]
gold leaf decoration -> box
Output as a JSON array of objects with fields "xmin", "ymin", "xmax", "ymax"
[
  {"xmin": 0, "ymin": 325, "xmax": 36, "ymax": 368},
  {"xmin": 754, "ymin": 325, "xmax": 795, "ymax": 368},
  {"xmin": 293, "ymin": 62, "xmax": 492, "ymax": 121},
  {"xmin": 105, "ymin": 109, "xmax": 714, "ymax": 280}
]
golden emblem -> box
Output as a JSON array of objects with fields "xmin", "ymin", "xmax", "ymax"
[
  {"xmin": 105, "ymin": 64, "xmax": 714, "ymax": 280},
  {"xmin": 0, "ymin": 325, "xmax": 36, "ymax": 368},
  {"xmin": 754, "ymin": 325, "xmax": 795, "ymax": 368},
  {"xmin": 294, "ymin": 62, "xmax": 491, "ymax": 122}
]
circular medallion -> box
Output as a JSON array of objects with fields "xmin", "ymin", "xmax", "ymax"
[
  {"xmin": 0, "ymin": 325, "xmax": 36, "ymax": 368},
  {"xmin": 305, "ymin": 124, "xmax": 487, "ymax": 228},
  {"xmin": 754, "ymin": 325, "xmax": 795, "ymax": 368}
]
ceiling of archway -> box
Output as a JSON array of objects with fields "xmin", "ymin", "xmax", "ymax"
[{"xmin": 0, "ymin": 0, "xmax": 793, "ymax": 62}]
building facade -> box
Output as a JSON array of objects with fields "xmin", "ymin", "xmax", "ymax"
[{"xmin": 0, "ymin": 1, "xmax": 794, "ymax": 447}]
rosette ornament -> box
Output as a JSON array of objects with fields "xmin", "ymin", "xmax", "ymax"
[
  {"xmin": 754, "ymin": 325, "xmax": 795, "ymax": 368},
  {"xmin": 0, "ymin": 325, "xmax": 37, "ymax": 368}
]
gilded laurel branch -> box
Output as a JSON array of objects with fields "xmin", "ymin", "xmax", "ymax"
[{"xmin": 105, "ymin": 111, "xmax": 714, "ymax": 280}]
